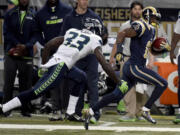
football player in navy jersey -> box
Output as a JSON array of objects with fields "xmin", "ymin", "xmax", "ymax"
[{"xmin": 84, "ymin": 7, "xmax": 170, "ymax": 129}]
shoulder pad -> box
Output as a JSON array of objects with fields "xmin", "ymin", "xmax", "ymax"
[{"xmin": 131, "ymin": 20, "xmax": 146, "ymax": 37}]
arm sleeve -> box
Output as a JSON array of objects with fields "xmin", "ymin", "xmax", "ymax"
[
  {"xmin": 3, "ymin": 12, "xmax": 19, "ymax": 46},
  {"xmin": 131, "ymin": 21, "xmax": 145, "ymax": 37}
]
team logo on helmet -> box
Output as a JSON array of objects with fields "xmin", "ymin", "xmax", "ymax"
[
  {"xmin": 83, "ymin": 17, "xmax": 103, "ymax": 36},
  {"xmin": 142, "ymin": 6, "xmax": 161, "ymax": 27}
]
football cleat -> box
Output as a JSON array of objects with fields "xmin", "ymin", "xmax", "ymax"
[
  {"xmin": 136, "ymin": 116, "xmax": 146, "ymax": 122},
  {"xmin": 90, "ymin": 116, "xmax": 97, "ymax": 124},
  {"xmin": 119, "ymin": 115, "xmax": 136, "ymax": 122},
  {"xmin": 173, "ymin": 114, "xmax": 180, "ymax": 124},
  {"xmin": 65, "ymin": 113, "xmax": 84, "ymax": 122},
  {"xmin": 49, "ymin": 110, "xmax": 63, "ymax": 121},
  {"xmin": 141, "ymin": 110, "xmax": 157, "ymax": 124}
]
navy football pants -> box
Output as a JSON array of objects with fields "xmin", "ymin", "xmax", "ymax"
[
  {"xmin": 18, "ymin": 62, "xmax": 87, "ymax": 106},
  {"xmin": 93, "ymin": 60, "xmax": 167, "ymax": 112}
]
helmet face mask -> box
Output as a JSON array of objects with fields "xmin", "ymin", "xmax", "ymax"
[
  {"xmin": 151, "ymin": 15, "xmax": 161, "ymax": 27},
  {"xmin": 83, "ymin": 17, "xmax": 108, "ymax": 45},
  {"xmin": 142, "ymin": 6, "xmax": 161, "ymax": 27},
  {"xmin": 83, "ymin": 17, "xmax": 103, "ymax": 36}
]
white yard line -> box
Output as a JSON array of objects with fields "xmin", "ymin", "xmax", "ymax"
[
  {"xmin": 99, "ymin": 121, "xmax": 116, "ymax": 127},
  {"xmin": 0, "ymin": 124, "xmax": 180, "ymax": 132}
]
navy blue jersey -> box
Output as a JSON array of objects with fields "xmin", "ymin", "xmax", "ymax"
[
  {"xmin": 60, "ymin": 9, "xmax": 103, "ymax": 36},
  {"xmin": 129, "ymin": 19, "xmax": 156, "ymax": 66},
  {"xmin": 35, "ymin": 0, "xmax": 72, "ymax": 45},
  {"xmin": 3, "ymin": 6, "xmax": 37, "ymax": 57}
]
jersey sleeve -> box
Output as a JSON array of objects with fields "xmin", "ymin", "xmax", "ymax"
[
  {"xmin": 91, "ymin": 36, "xmax": 103, "ymax": 52},
  {"xmin": 174, "ymin": 13, "xmax": 180, "ymax": 34},
  {"xmin": 131, "ymin": 21, "xmax": 145, "ymax": 37}
]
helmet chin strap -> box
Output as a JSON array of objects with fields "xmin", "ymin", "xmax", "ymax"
[{"xmin": 151, "ymin": 22, "xmax": 159, "ymax": 28}]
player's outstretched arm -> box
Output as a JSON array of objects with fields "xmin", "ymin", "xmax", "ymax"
[
  {"xmin": 170, "ymin": 33, "xmax": 180, "ymax": 64},
  {"xmin": 42, "ymin": 36, "xmax": 64, "ymax": 64},
  {"xmin": 94, "ymin": 46, "xmax": 120, "ymax": 84}
]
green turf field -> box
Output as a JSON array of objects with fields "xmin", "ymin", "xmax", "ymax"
[{"xmin": 0, "ymin": 112, "xmax": 180, "ymax": 135}]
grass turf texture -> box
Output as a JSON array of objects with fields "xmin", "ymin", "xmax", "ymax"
[
  {"xmin": 1, "ymin": 130, "xmax": 180, "ymax": 135},
  {"xmin": 0, "ymin": 112, "xmax": 180, "ymax": 135}
]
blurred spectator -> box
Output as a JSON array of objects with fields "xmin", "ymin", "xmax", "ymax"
[
  {"xmin": 3, "ymin": 0, "xmax": 37, "ymax": 117},
  {"xmin": 34, "ymin": 0, "xmax": 72, "ymax": 119},
  {"xmin": 7, "ymin": 0, "xmax": 19, "ymax": 10},
  {"xmin": 61, "ymin": 0, "xmax": 104, "ymax": 123},
  {"xmin": 35, "ymin": 0, "xmax": 72, "ymax": 45}
]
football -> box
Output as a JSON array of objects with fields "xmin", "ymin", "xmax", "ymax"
[{"xmin": 151, "ymin": 37, "xmax": 167, "ymax": 52}]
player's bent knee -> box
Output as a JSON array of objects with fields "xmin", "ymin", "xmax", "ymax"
[
  {"xmin": 158, "ymin": 79, "xmax": 168, "ymax": 90},
  {"xmin": 162, "ymin": 80, "xmax": 168, "ymax": 89}
]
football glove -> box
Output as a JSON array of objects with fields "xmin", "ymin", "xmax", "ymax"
[
  {"xmin": 116, "ymin": 53, "xmax": 124, "ymax": 62},
  {"xmin": 38, "ymin": 68, "xmax": 48, "ymax": 78}
]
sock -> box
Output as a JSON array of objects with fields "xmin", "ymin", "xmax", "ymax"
[
  {"xmin": 89, "ymin": 108, "xmax": 94, "ymax": 116},
  {"xmin": 142, "ymin": 106, "xmax": 150, "ymax": 112},
  {"xmin": 2, "ymin": 97, "xmax": 22, "ymax": 113},
  {"xmin": 178, "ymin": 108, "xmax": 180, "ymax": 114},
  {"xmin": 66, "ymin": 95, "xmax": 79, "ymax": 115}
]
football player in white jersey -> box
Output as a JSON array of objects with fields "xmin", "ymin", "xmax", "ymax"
[
  {"xmin": 170, "ymin": 11, "xmax": 180, "ymax": 124},
  {"xmin": 0, "ymin": 28, "xmax": 128, "ymax": 117}
]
